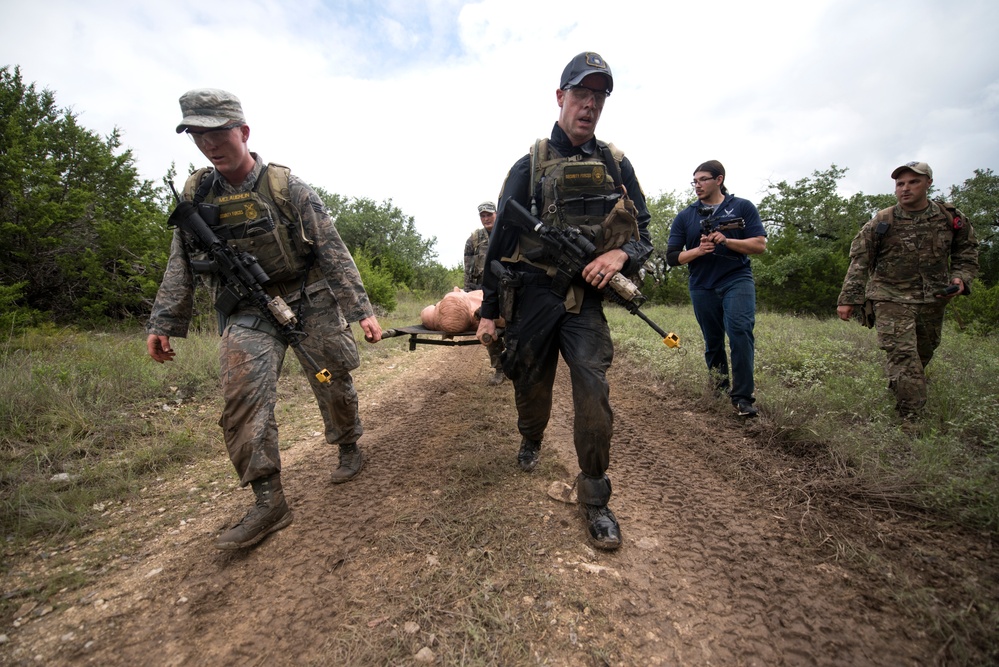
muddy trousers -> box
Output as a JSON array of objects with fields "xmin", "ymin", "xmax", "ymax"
[
  {"xmin": 502, "ymin": 283, "xmax": 614, "ymax": 501},
  {"xmin": 873, "ymin": 300, "xmax": 946, "ymax": 413},
  {"xmin": 218, "ymin": 291, "xmax": 363, "ymax": 486}
]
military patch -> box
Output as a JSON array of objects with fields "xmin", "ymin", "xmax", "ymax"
[
  {"xmin": 311, "ymin": 201, "xmax": 325, "ymax": 214},
  {"xmin": 244, "ymin": 202, "xmax": 258, "ymax": 220},
  {"xmin": 585, "ymin": 52, "xmax": 607, "ymax": 70},
  {"xmin": 562, "ymin": 164, "xmax": 606, "ymax": 188}
]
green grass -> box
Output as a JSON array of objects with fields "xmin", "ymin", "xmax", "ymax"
[
  {"xmin": 606, "ymin": 301, "xmax": 999, "ymax": 531},
  {"xmin": 3, "ymin": 298, "xmax": 996, "ymax": 549}
]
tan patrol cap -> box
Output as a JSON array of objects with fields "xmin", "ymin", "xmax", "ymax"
[
  {"xmin": 891, "ymin": 161, "xmax": 933, "ymax": 179},
  {"xmin": 176, "ymin": 88, "xmax": 246, "ymax": 133}
]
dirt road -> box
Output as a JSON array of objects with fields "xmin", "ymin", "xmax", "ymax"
[{"xmin": 2, "ymin": 343, "xmax": 995, "ymax": 665}]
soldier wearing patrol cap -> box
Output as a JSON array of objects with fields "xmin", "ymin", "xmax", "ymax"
[
  {"xmin": 477, "ymin": 52, "xmax": 653, "ymax": 550},
  {"xmin": 837, "ymin": 161, "xmax": 978, "ymax": 419},
  {"xmin": 147, "ymin": 88, "xmax": 383, "ymax": 550},
  {"xmin": 464, "ymin": 200, "xmax": 504, "ymax": 385}
]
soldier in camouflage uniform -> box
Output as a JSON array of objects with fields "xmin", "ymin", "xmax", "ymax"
[
  {"xmin": 146, "ymin": 89, "xmax": 382, "ymax": 550},
  {"xmin": 837, "ymin": 161, "xmax": 978, "ymax": 418},
  {"xmin": 464, "ymin": 201, "xmax": 504, "ymax": 386}
]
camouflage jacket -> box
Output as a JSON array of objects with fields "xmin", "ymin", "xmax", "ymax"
[
  {"xmin": 147, "ymin": 155, "xmax": 375, "ymax": 337},
  {"xmin": 463, "ymin": 226, "xmax": 490, "ymax": 290},
  {"xmin": 838, "ymin": 200, "xmax": 979, "ymax": 305}
]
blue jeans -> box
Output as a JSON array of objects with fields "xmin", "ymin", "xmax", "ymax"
[{"xmin": 689, "ymin": 277, "xmax": 757, "ymax": 404}]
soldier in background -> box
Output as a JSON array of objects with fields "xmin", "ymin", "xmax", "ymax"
[
  {"xmin": 837, "ymin": 161, "xmax": 978, "ymax": 418},
  {"xmin": 146, "ymin": 89, "xmax": 381, "ymax": 550},
  {"xmin": 464, "ymin": 201, "xmax": 504, "ymax": 386}
]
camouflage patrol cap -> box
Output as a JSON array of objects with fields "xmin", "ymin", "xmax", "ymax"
[
  {"xmin": 477, "ymin": 201, "xmax": 496, "ymax": 213},
  {"xmin": 175, "ymin": 88, "xmax": 246, "ymax": 133},
  {"xmin": 891, "ymin": 161, "xmax": 933, "ymax": 180},
  {"xmin": 560, "ymin": 52, "xmax": 613, "ymax": 94}
]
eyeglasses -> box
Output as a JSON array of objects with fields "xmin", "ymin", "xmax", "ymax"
[
  {"xmin": 566, "ymin": 86, "xmax": 609, "ymax": 106},
  {"xmin": 186, "ymin": 124, "xmax": 240, "ymax": 146},
  {"xmin": 690, "ymin": 176, "xmax": 718, "ymax": 186}
]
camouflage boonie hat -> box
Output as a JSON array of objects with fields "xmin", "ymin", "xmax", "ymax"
[
  {"xmin": 477, "ymin": 201, "xmax": 496, "ymax": 213},
  {"xmin": 891, "ymin": 161, "xmax": 933, "ymax": 180},
  {"xmin": 176, "ymin": 88, "xmax": 246, "ymax": 133}
]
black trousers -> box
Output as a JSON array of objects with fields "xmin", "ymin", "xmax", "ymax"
[{"xmin": 502, "ymin": 282, "xmax": 614, "ymax": 502}]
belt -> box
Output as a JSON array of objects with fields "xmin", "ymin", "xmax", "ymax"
[
  {"xmin": 264, "ymin": 266, "xmax": 326, "ymax": 301},
  {"xmin": 227, "ymin": 313, "xmax": 282, "ymax": 339}
]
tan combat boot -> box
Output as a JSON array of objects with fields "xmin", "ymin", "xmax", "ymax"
[
  {"xmin": 215, "ymin": 474, "xmax": 293, "ymax": 550},
  {"xmin": 331, "ymin": 442, "xmax": 364, "ymax": 484}
]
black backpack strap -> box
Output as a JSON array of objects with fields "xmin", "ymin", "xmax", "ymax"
[
  {"xmin": 597, "ymin": 140, "xmax": 625, "ymax": 194},
  {"xmin": 193, "ymin": 170, "xmax": 217, "ymax": 204}
]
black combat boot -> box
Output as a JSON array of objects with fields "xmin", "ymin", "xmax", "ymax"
[
  {"xmin": 579, "ymin": 503, "xmax": 621, "ymax": 550},
  {"xmin": 517, "ymin": 437, "xmax": 541, "ymax": 472},
  {"xmin": 215, "ymin": 474, "xmax": 293, "ymax": 550},
  {"xmin": 576, "ymin": 473, "xmax": 621, "ymax": 550},
  {"xmin": 331, "ymin": 442, "xmax": 364, "ymax": 484}
]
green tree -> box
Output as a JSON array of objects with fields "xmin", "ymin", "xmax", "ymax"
[
  {"xmin": 643, "ymin": 189, "xmax": 690, "ymax": 304},
  {"xmin": 0, "ymin": 66, "xmax": 171, "ymax": 326},
  {"xmin": 316, "ymin": 189, "xmax": 438, "ymax": 290},
  {"xmin": 755, "ymin": 165, "xmax": 892, "ymax": 314},
  {"xmin": 946, "ymin": 168, "xmax": 999, "ymax": 287}
]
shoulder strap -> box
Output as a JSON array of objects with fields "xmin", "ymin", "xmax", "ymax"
[
  {"xmin": 597, "ymin": 140, "xmax": 625, "ymax": 194},
  {"xmin": 528, "ymin": 138, "xmax": 548, "ymax": 215},
  {"xmin": 256, "ymin": 162, "xmax": 313, "ymax": 250},
  {"xmin": 183, "ymin": 167, "xmax": 215, "ymax": 203},
  {"xmin": 870, "ymin": 206, "xmax": 894, "ymax": 273},
  {"xmin": 933, "ymin": 199, "xmax": 966, "ymax": 231}
]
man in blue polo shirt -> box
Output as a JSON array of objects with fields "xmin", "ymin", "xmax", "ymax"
[{"xmin": 667, "ymin": 160, "xmax": 767, "ymax": 417}]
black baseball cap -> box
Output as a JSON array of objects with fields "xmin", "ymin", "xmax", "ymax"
[{"xmin": 560, "ymin": 52, "xmax": 613, "ymax": 94}]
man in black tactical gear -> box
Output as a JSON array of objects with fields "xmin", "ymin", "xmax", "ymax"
[{"xmin": 476, "ymin": 53, "xmax": 653, "ymax": 551}]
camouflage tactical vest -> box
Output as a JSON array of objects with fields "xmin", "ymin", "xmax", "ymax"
[{"xmin": 183, "ymin": 163, "xmax": 313, "ymax": 285}]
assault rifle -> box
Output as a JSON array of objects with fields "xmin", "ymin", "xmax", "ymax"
[
  {"xmin": 167, "ymin": 183, "xmax": 331, "ymax": 383},
  {"xmin": 501, "ymin": 199, "xmax": 680, "ymax": 350},
  {"xmin": 700, "ymin": 216, "xmax": 745, "ymax": 236}
]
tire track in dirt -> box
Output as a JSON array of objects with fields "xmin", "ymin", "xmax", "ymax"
[{"xmin": 0, "ymin": 343, "xmax": 959, "ymax": 665}]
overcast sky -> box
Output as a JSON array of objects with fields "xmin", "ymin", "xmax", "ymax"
[{"xmin": 3, "ymin": 0, "xmax": 998, "ymax": 265}]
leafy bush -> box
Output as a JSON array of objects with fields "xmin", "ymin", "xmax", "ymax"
[{"xmin": 353, "ymin": 249, "xmax": 397, "ymax": 312}]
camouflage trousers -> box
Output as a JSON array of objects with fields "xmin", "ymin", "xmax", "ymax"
[
  {"xmin": 873, "ymin": 300, "xmax": 946, "ymax": 414},
  {"xmin": 219, "ymin": 288, "xmax": 363, "ymax": 486}
]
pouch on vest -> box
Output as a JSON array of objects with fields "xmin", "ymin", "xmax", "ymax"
[{"xmin": 580, "ymin": 195, "xmax": 639, "ymax": 253}]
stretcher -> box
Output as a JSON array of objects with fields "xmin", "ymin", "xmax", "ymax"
[{"xmin": 380, "ymin": 325, "xmax": 503, "ymax": 352}]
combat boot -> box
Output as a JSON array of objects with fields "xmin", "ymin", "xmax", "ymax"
[
  {"xmin": 579, "ymin": 503, "xmax": 621, "ymax": 551},
  {"xmin": 215, "ymin": 474, "xmax": 293, "ymax": 550},
  {"xmin": 331, "ymin": 442, "xmax": 364, "ymax": 484},
  {"xmin": 517, "ymin": 438, "xmax": 541, "ymax": 472}
]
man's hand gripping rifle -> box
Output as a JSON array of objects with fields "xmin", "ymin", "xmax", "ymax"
[
  {"xmin": 699, "ymin": 212, "xmax": 745, "ymax": 237},
  {"xmin": 502, "ymin": 199, "xmax": 681, "ymax": 350},
  {"xmin": 167, "ymin": 183, "xmax": 331, "ymax": 383}
]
